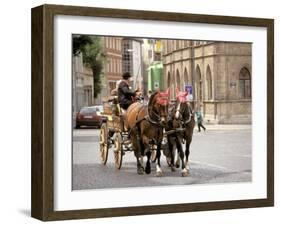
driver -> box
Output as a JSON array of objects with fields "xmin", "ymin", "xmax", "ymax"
[{"xmin": 118, "ymin": 72, "xmax": 140, "ymax": 110}]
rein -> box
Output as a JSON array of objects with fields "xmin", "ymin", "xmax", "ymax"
[
  {"xmin": 145, "ymin": 92, "xmax": 169, "ymax": 126},
  {"xmin": 145, "ymin": 104, "xmax": 167, "ymax": 126}
]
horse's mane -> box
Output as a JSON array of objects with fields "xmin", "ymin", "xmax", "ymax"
[{"xmin": 148, "ymin": 91, "xmax": 158, "ymax": 110}]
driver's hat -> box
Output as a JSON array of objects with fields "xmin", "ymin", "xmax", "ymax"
[{"xmin": 122, "ymin": 72, "xmax": 132, "ymax": 79}]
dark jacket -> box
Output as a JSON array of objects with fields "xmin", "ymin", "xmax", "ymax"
[{"xmin": 118, "ymin": 80, "xmax": 136, "ymax": 110}]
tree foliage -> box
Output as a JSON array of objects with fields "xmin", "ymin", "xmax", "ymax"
[
  {"xmin": 72, "ymin": 35, "xmax": 93, "ymax": 56},
  {"xmin": 73, "ymin": 35, "xmax": 104, "ymax": 98}
]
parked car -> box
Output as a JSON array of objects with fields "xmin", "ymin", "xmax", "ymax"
[{"xmin": 76, "ymin": 106, "xmax": 106, "ymax": 128}]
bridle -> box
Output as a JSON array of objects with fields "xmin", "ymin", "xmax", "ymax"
[
  {"xmin": 146, "ymin": 94, "xmax": 169, "ymax": 126},
  {"xmin": 174, "ymin": 101, "xmax": 193, "ymax": 125}
]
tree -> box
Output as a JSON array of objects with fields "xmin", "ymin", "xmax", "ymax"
[
  {"xmin": 72, "ymin": 35, "xmax": 93, "ymax": 56},
  {"xmin": 73, "ymin": 35, "xmax": 104, "ymax": 98},
  {"xmin": 82, "ymin": 37, "xmax": 104, "ymax": 98}
]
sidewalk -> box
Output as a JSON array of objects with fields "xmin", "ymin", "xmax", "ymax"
[{"xmin": 198, "ymin": 124, "xmax": 251, "ymax": 131}]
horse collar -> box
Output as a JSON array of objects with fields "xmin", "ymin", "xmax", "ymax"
[{"xmin": 145, "ymin": 115, "xmax": 161, "ymax": 126}]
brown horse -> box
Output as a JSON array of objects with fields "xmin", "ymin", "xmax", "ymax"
[
  {"xmin": 126, "ymin": 90, "xmax": 169, "ymax": 176},
  {"xmin": 165, "ymin": 89, "xmax": 195, "ymax": 176}
]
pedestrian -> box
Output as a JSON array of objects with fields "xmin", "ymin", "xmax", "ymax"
[{"xmin": 195, "ymin": 110, "xmax": 206, "ymax": 132}]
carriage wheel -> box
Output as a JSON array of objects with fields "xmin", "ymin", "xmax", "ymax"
[
  {"xmin": 114, "ymin": 132, "xmax": 123, "ymax": 169},
  {"xmin": 99, "ymin": 123, "xmax": 109, "ymax": 165}
]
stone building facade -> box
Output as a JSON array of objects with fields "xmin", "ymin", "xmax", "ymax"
[
  {"xmin": 101, "ymin": 36, "xmax": 123, "ymax": 98},
  {"xmin": 72, "ymin": 53, "xmax": 94, "ymax": 113},
  {"xmin": 162, "ymin": 40, "xmax": 252, "ymax": 124}
]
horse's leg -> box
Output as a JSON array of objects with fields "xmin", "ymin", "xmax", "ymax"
[
  {"xmin": 145, "ymin": 150, "xmax": 151, "ymax": 174},
  {"xmin": 132, "ymin": 132, "xmax": 144, "ymax": 175},
  {"xmin": 142, "ymin": 135, "xmax": 151, "ymax": 174},
  {"xmin": 184, "ymin": 139, "xmax": 191, "ymax": 174},
  {"xmin": 155, "ymin": 143, "xmax": 163, "ymax": 177},
  {"xmin": 166, "ymin": 136, "xmax": 172, "ymax": 167},
  {"xmin": 170, "ymin": 138, "xmax": 176, "ymax": 172},
  {"xmin": 175, "ymin": 143, "xmax": 180, "ymax": 168},
  {"xmin": 176, "ymin": 137, "xmax": 187, "ymax": 177}
]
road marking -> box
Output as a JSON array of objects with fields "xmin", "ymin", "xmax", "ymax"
[
  {"xmin": 191, "ymin": 160, "xmax": 228, "ymax": 170},
  {"xmin": 231, "ymin": 154, "xmax": 251, "ymax": 158}
]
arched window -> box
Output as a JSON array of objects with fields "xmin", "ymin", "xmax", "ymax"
[
  {"xmin": 167, "ymin": 72, "xmax": 171, "ymax": 89},
  {"xmin": 184, "ymin": 67, "xmax": 192, "ymax": 90},
  {"xmin": 239, "ymin": 67, "xmax": 251, "ymax": 99},
  {"xmin": 167, "ymin": 71, "xmax": 174, "ymax": 99},
  {"xmin": 195, "ymin": 65, "xmax": 203, "ymax": 102},
  {"xmin": 206, "ymin": 65, "xmax": 213, "ymax": 100},
  {"xmin": 184, "ymin": 68, "xmax": 188, "ymax": 86},
  {"xmin": 176, "ymin": 69, "xmax": 181, "ymax": 90}
]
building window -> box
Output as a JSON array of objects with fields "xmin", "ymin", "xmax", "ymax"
[
  {"xmin": 117, "ymin": 39, "xmax": 121, "ymax": 51},
  {"xmin": 83, "ymin": 86, "xmax": 92, "ymax": 106},
  {"xmin": 167, "ymin": 72, "xmax": 172, "ymax": 98},
  {"xmin": 110, "ymin": 58, "xmax": 113, "ymax": 73},
  {"xmin": 109, "ymin": 81, "xmax": 116, "ymax": 93},
  {"xmin": 175, "ymin": 40, "xmax": 179, "ymax": 50},
  {"xmin": 176, "ymin": 70, "xmax": 181, "ymax": 90},
  {"xmin": 195, "ymin": 66, "xmax": 203, "ymax": 102},
  {"xmin": 184, "ymin": 67, "xmax": 191, "ymax": 88},
  {"xmin": 118, "ymin": 59, "xmax": 120, "ymax": 74},
  {"xmin": 239, "ymin": 67, "xmax": 251, "ymax": 99},
  {"xmin": 206, "ymin": 66, "xmax": 213, "ymax": 100},
  {"xmin": 167, "ymin": 41, "xmax": 171, "ymax": 53},
  {"xmin": 112, "ymin": 58, "xmax": 115, "ymax": 74},
  {"xmin": 154, "ymin": 52, "xmax": 161, "ymax": 61},
  {"xmin": 122, "ymin": 41, "xmax": 131, "ymax": 73},
  {"xmin": 110, "ymin": 38, "xmax": 113, "ymax": 49},
  {"xmin": 106, "ymin": 37, "xmax": 109, "ymax": 48}
]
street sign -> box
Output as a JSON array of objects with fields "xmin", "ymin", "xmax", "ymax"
[
  {"xmin": 154, "ymin": 82, "xmax": 159, "ymax": 89},
  {"xmin": 185, "ymin": 85, "xmax": 193, "ymax": 100},
  {"xmin": 185, "ymin": 85, "xmax": 192, "ymax": 94}
]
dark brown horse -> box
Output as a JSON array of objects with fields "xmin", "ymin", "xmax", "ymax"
[
  {"xmin": 165, "ymin": 89, "xmax": 195, "ymax": 176},
  {"xmin": 126, "ymin": 90, "xmax": 169, "ymax": 176}
]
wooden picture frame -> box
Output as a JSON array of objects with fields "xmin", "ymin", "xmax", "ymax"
[{"xmin": 31, "ymin": 4, "xmax": 274, "ymax": 221}]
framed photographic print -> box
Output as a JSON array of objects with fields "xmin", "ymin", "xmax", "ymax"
[{"xmin": 31, "ymin": 4, "xmax": 274, "ymax": 221}]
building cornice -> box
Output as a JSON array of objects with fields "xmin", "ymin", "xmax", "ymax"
[{"xmin": 163, "ymin": 53, "xmax": 251, "ymax": 65}]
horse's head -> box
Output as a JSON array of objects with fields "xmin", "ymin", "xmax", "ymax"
[
  {"xmin": 175, "ymin": 88, "xmax": 189, "ymax": 120},
  {"xmin": 149, "ymin": 88, "xmax": 170, "ymax": 125}
]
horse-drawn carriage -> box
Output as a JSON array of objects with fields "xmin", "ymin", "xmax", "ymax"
[{"xmin": 99, "ymin": 88, "xmax": 195, "ymax": 177}]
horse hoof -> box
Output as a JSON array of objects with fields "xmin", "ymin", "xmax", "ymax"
[
  {"xmin": 171, "ymin": 166, "xmax": 176, "ymax": 172},
  {"xmin": 175, "ymin": 164, "xmax": 180, "ymax": 168},
  {"xmin": 137, "ymin": 167, "xmax": 144, "ymax": 175},
  {"xmin": 181, "ymin": 168, "xmax": 189, "ymax": 177},
  {"xmin": 156, "ymin": 171, "xmax": 163, "ymax": 177},
  {"xmin": 145, "ymin": 166, "xmax": 151, "ymax": 174}
]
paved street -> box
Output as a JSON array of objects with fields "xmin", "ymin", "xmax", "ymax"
[{"xmin": 72, "ymin": 125, "xmax": 251, "ymax": 190}]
